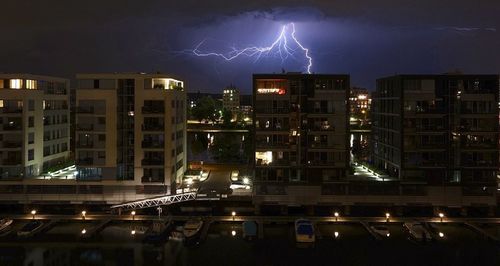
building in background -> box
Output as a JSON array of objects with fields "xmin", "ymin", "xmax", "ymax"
[
  {"xmin": 75, "ymin": 73, "xmax": 186, "ymax": 194},
  {"xmin": 0, "ymin": 74, "xmax": 70, "ymax": 180},
  {"xmin": 222, "ymin": 85, "xmax": 240, "ymax": 112},
  {"xmin": 349, "ymin": 87, "xmax": 372, "ymax": 163},
  {"xmin": 371, "ymin": 74, "xmax": 499, "ymax": 210},
  {"xmin": 253, "ymin": 73, "xmax": 349, "ymax": 208}
]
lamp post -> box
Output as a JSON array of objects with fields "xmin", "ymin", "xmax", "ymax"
[
  {"xmin": 385, "ymin": 212, "xmax": 390, "ymax": 223},
  {"xmin": 439, "ymin": 212, "xmax": 444, "ymax": 222},
  {"xmin": 131, "ymin": 211, "xmax": 136, "ymax": 221},
  {"xmin": 31, "ymin": 209, "xmax": 37, "ymax": 220},
  {"xmin": 334, "ymin": 212, "xmax": 339, "ymax": 222},
  {"xmin": 81, "ymin": 210, "xmax": 86, "ymax": 220},
  {"xmin": 231, "ymin": 211, "xmax": 236, "ymax": 221}
]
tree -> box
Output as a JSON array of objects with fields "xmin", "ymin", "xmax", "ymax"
[
  {"xmin": 191, "ymin": 96, "xmax": 218, "ymax": 122},
  {"xmin": 221, "ymin": 108, "xmax": 233, "ymax": 128}
]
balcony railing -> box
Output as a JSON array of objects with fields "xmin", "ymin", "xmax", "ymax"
[
  {"xmin": 142, "ymin": 106, "xmax": 165, "ymax": 114},
  {"xmin": 142, "ymin": 124, "xmax": 165, "ymax": 131},
  {"xmin": 2, "ymin": 141, "xmax": 22, "ymax": 148},
  {"xmin": 0, "ymin": 107, "xmax": 23, "ymax": 113},
  {"xmin": 142, "ymin": 141, "xmax": 165, "ymax": 149},
  {"xmin": 2, "ymin": 124, "xmax": 22, "ymax": 131},
  {"xmin": 142, "ymin": 159, "xmax": 164, "ymax": 166}
]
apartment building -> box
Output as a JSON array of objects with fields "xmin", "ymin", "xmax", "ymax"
[
  {"xmin": 222, "ymin": 85, "xmax": 240, "ymax": 112},
  {"xmin": 372, "ymin": 74, "xmax": 499, "ymax": 209},
  {"xmin": 75, "ymin": 73, "xmax": 186, "ymax": 193},
  {"xmin": 253, "ymin": 73, "xmax": 349, "ymax": 207},
  {"xmin": 0, "ymin": 74, "xmax": 70, "ymax": 180}
]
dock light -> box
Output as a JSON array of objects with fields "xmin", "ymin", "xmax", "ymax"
[
  {"xmin": 231, "ymin": 211, "xmax": 236, "ymax": 221},
  {"xmin": 31, "ymin": 209, "xmax": 37, "ymax": 219},
  {"xmin": 243, "ymin": 177, "xmax": 249, "ymax": 184},
  {"xmin": 81, "ymin": 210, "xmax": 86, "ymax": 220},
  {"xmin": 131, "ymin": 210, "xmax": 136, "ymax": 220},
  {"xmin": 231, "ymin": 230, "xmax": 236, "ymax": 237},
  {"xmin": 385, "ymin": 213, "xmax": 390, "ymax": 222},
  {"xmin": 439, "ymin": 212, "xmax": 444, "ymax": 222},
  {"xmin": 81, "ymin": 229, "xmax": 86, "ymax": 235},
  {"xmin": 131, "ymin": 230, "xmax": 136, "ymax": 235},
  {"xmin": 334, "ymin": 212, "xmax": 339, "ymax": 222},
  {"xmin": 334, "ymin": 231, "xmax": 339, "ymax": 238},
  {"xmin": 386, "ymin": 233, "xmax": 390, "ymax": 237},
  {"xmin": 439, "ymin": 232, "xmax": 444, "ymax": 238}
]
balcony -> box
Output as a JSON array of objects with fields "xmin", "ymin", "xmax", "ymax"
[
  {"xmin": 76, "ymin": 142, "xmax": 94, "ymax": 148},
  {"xmin": 76, "ymin": 107, "xmax": 94, "ymax": 114},
  {"xmin": 1, "ymin": 159, "xmax": 22, "ymax": 165},
  {"xmin": 142, "ymin": 106, "xmax": 165, "ymax": 114},
  {"xmin": 142, "ymin": 124, "xmax": 165, "ymax": 131},
  {"xmin": 76, "ymin": 158, "xmax": 93, "ymax": 165},
  {"xmin": 76, "ymin": 124, "xmax": 94, "ymax": 131},
  {"xmin": 3, "ymin": 124, "xmax": 22, "ymax": 131},
  {"xmin": 1, "ymin": 107, "xmax": 23, "ymax": 114},
  {"xmin": 142, "ymin": 159, "xmax": 164, "ymax": 166},
  {"xmin": 2, "ymin": 141, "xmax": 22, "ymax": 148},
  {"xmin": 142, "ymin": 141, "xmax": 165, "ymax": 149}
]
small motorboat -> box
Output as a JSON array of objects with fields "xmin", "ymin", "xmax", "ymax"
[
  {"xmin": 143, "ymin": 220, "xmax": 173, "ymax": 243},
  {"xmin": 295, "ymin": 219, "xmax": 315, "ymax": 244},
  {"xmin": 243, "ymin": 221, "xmax": 257, "ymax": 240},
  {"xmin": 182, "ymin": 219, "xmax": 203, "ymax": 241},
  {"xmin": 17, "ymin": 220, "xmax": 44, "ymax": 237},
  {"xmin": 0, "ymin": 219, "xmax": 13, "ymax": 232}
]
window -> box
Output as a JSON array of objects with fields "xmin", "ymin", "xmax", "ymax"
[
  {"xmin": 98, "ymin": 117, "xmax": 106, "ymax": 124},
  {"xmin": 10, "ymin": 79, "xmax": 22, "ymax": 89},
  {"xmin": 28, "ymin": 149, "xmax": 34, "ymax": 161},
  {"xmin": 98, "ymin": 134, "xmax": 106, "ymax": 141},
  {"xmin": 28, "ymin": 133, "xmax": 34, "ymax": 144},
  {"xmin": 61, "ymin": 142, "xmax": 68, "ymax": 152},
  {"xmin": 98, "ymin": 151, "xmax": 105, "ymax": 159},
  {"xmin": 28, "ymin": 100, "xmax": 35, "ymax": 111},
  {"xmin": 28, "ymin": 116, "xmax": 34, "ymax": 127},
  {"xmin": 26, "ymin": 80, "xmax": 37, "ymax": 89}
]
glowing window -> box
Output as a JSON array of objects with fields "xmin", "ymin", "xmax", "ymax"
[
  {"xmin": 26, "ymin": 80, "xmax": 37, "ymax": 89},
  {"xmin": 10, "ymin": 79, "xmax": 23, "ymax": 89},
  {"xmin": 255, "ymin": 151, "xmax": 273, "ymax": 165},
  {"xmin": 0, "ymin": 100, "xmax": 3, "ymax": 107}
]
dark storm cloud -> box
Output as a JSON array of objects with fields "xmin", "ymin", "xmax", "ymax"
[{"xmin": 1, "ymin": 0, "xmax": 499, "ymax": 92}]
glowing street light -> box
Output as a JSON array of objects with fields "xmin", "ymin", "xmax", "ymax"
[
  {"xmin": 334, "ymin": 212, "xmax": 339, "ymax": 222},
  {"xmin": 81, "ymin": 210, "xmax": 87, "ymax": 220},
  {"xmin": 31, "ymin": 209, "xmax": 37, "ymax": 219},
  {"xmin": 385, "ymin": 213, "xmax": 390, "ymax": 222},
  {"xmin": 439, "ymin": 212, "xmax": 445, "ymax": 222},
  {"xmin": 386, "ymin": 233, "xmax": 390, "ymax": 237},
  {"xmin": 231, "ymin": 211, "xmax": 236, "ymax": 221},
  {"xmin": 131, "ymin": 210, "xmax": 136, "ymax": 220}
]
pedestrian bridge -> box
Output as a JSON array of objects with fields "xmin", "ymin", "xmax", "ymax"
[{"xmin": 110, "ymin": 191, "xmax": 197, "ymax": 210}]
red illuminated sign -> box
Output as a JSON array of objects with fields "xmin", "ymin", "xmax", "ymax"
[{"xmin": 257, "ymin": 88, "xmax": 286, "ymax": 95}]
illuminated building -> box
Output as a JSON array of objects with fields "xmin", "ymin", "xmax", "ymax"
[
  {"xmin": 222, "ymin": 85, "xmax": 240, "ymax": 112},
  {"xmin": 0, "ymin": 74, "xmax": 70, "ymax": 179},
  {"xmin": 349, "ymin": 87, "xmax": 371, "ymax": 126},
  {"xmin": 253, "ymin": 73, "xmax": 349, "ymax": 207},
  {"xmin": 372, "ymin": 74, "xmax": 499, "ymax": 210},
  {"xmin": 75, "ymin": 73, "xmax": 186, "ymax": 194}
]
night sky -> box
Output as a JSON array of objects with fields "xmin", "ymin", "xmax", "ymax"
[{"xmin": 1, "ymin": 0, "xmax": 499, "ymax": 93}]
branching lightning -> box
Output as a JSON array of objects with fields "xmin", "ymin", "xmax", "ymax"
[{"xmin": 188, "ymin": 23, "xmax": 313, "ymax": 74}]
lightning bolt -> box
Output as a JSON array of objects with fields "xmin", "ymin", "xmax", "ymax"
[{"xmin": 188, "ymin": 23, "xmax": 313, "ymax": 74}]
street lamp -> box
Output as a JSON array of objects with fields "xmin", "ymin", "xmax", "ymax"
[
  {"xmin": 385, "ymin": 212, "xmax": 390, "ymax": 222},
  {"xmin": 31, "ymin": 209, "xmax": 37, "ymax": 220},
  {"xmin": 334, "ymin": 212, "xmax": 339, "ymax": 222},
  {"xmin": 439, "ymin": 212, "xmax": 444, "ymax": 222},
  {"xmin": 131, "ymin": 210, "xmax": 136, "ymax": 221},
  {"xmin": 81, "ymin": 210, "xmax": 86, "ymax": 220},
  {"xmin": 231, "ymin": 211, "xmax": 236, "ymax": 221}
]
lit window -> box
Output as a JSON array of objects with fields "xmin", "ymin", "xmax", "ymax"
[
  {"xmin": 10, "ymin": 79, "xmax": 23, "ymax": 89},
  {"xmin": 255, "ymin": 151, "xmax": 273, "ymax": 165},
  {"xmin": 26, "ymin": 80, "xmax": 37, "ymax": 89},
  {"xmin": 0, "ymin": 100, "xmax": 3, "ymax": 108}
]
